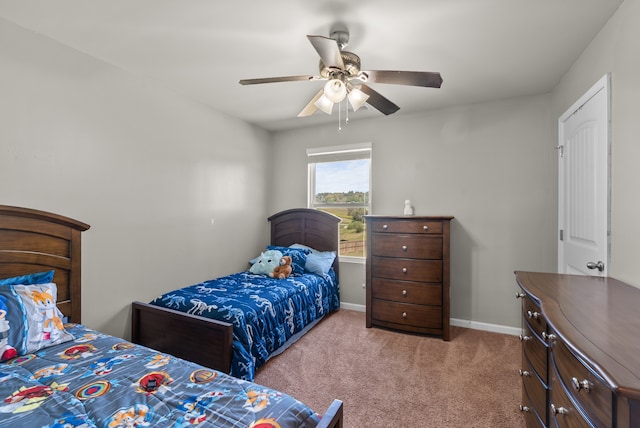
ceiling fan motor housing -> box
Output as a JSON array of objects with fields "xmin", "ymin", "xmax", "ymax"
[
  {"xmin": 330, "ymin": 27, "xmax": 349, "ymax": 49},
  {"xmin": 319, "ymin": 51, "xmax": 361, "ymax": 79}
]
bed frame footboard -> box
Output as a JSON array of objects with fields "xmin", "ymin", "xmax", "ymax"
[
  {"xmin": 131, "ymin": 301, "xmax": 233, "ymax": 374},
  {"xmin": 317, "ymin": 399, "xmax": 344, "ymax": 428}
]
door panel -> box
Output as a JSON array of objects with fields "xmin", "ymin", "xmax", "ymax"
[{"xmin": 558, "ymin": 74, "xmax": 610, "ymax": 276}]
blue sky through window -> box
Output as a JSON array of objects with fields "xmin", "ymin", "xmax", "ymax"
[{"xmin": 315, "ymin": 159, "xmax": 369, "ymax": 193}]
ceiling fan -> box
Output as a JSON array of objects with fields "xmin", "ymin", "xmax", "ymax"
[{"xmin": 239, "ymin": 25, "xmax": 443, "ymax": 117}]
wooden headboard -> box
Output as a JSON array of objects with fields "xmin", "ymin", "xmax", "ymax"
[
  {"xmin": 0, "ymin": 205, "xmax": 90, "ymax": 323},
  {"xmin": 268, "ymin": 208, "xmax": 341, "ymax": 278}
]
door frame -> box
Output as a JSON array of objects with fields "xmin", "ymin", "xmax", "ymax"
[{"xmin": 557, "ymin": 73, "xmax": 611, "ymax": 275}]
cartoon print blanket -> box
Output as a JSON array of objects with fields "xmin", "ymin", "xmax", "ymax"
[{"xmin": 0, "ymin": 324, "xmax": 320, "ymax": 427}]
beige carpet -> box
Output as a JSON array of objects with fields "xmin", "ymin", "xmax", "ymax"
[{"xmin": 254, "ymin": 309, "xmax": 526, "ymax": 427}]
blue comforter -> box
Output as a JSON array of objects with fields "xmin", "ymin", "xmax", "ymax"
[{"xmin": 150, "ymin": 270, "xmax": 339, "ymax": 381}]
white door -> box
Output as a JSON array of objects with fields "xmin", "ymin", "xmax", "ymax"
[{"xmin": 558, "ymin": 74, "xmax": 610, "ymax": 276}]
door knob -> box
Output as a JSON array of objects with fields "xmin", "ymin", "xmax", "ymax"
[{"xmin": 586, "ymin": 261, "xmax": 605, "ymax": 272}]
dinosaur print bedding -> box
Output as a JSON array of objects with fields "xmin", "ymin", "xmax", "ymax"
[{"xmin": 149, "ymin": 270, "xmax": 339, "ymax": 381}]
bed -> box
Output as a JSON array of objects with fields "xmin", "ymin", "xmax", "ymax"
[
  {"xmin": 0, "ymin": 205, "xmax": 343, "ymax": 427},
  {"xmin": 131, "ymin": 208, "xmax": 342, "ymax": 382}
]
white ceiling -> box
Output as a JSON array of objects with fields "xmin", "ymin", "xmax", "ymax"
[{"xmin": 0, "ymin": 0, "xmax": 623, "ymax": 131}]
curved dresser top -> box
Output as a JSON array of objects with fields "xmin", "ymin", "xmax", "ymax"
[{"xmin": 514, "ymin": 271, "xmax": 640, "ymax": 401}]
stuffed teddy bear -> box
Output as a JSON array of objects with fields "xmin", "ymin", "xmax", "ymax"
[{"xmin": 269, "ymin": 256, "xmax": 292, "ymax": 279}]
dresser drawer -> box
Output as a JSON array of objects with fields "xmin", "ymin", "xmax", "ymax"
[
  {"xmin": 522, "ymin": 321, "xmax": 548, "ymax": 384},
  {"xmin": 552, "ymin": 338, "xmax": 612, "ymax": 427},
  {"xmin": 371, "ymin": 234, "xmax": 443, "ymax": 259},
  {"xmin": 372, "ymin": 256, "xmax": 442, "ymax": 282},
  {"xmin": 371, "ymin": 299, "xmax": 442, "ymax": 329},
  {"xmin": 370, "ymin": 219, "xmax": 443, "ymax": 234},
  {"xmin": 372, "ymin": 278, "xmax": 442, "ymax": 305},
  {"xmin": 550, "ymin": 363, "xmax": 594, "ymax": 428},
  {"xmin": 522, "ymin": 357, "xmax": 548, "ymax": 425},
  {"xmin": 523, "ymin": 295, "xmax": 547, "ymax": 337},
  {"xmin": 521, "ymin": 369, "xmax": 547, "ymax": 428},
  {"xmin": 521, "ymin": 399, "xmax": 546, "ymax": 428}
]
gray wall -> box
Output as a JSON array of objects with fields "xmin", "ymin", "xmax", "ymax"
[
  {"xmin": 1, "ymin": 0, "xmax": 638, "ymax": 337},
  {"xmin": 270, "ymin": 0, "xmax": 640, "ymax": 331},
  {"xmin": 0, "ymin": 17, "xmax": 272, "ymax": 338},
  {"xmin": 552, "ymin": 0, "xmax": 640, "ymax": 286},
  {"xmin": 270, "ymin": 95, "xmax": 556, "ymax": 331}
]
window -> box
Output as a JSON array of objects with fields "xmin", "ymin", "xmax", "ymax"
[{"xmin": 307, "ymin": 143, "xmax": 371, "ymax": 259}]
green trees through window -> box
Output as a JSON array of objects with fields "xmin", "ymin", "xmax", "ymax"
[{"xmin": 307, "ymin": 143, "xmax": 372, "ymax": 258}]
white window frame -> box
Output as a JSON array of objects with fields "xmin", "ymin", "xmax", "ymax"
[{"xmin": 307, "ymin": 142, "xmax": 372, "ymax": 262}]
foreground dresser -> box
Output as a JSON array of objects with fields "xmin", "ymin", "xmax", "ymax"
[
  {"xmin": 515, "ymin": 271, "xmax": 640, "ymax": 428},
  {"xmin": 365, "ymin": 215, "xmax": 453, "ymax": 340}
]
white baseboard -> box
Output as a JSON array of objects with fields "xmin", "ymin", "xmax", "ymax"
[
  {"xmin": 339, "ymin": 303, "xmax": 520, "ymax": 336},
  {"xmin": 340, "ymin": 302, "xmax": 366, "ymax": 312},
  {"xmin": 450, "ymin": 318, "xmax": 521, "ymax": 337}
]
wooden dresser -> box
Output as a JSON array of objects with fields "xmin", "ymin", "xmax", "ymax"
[
  {"xmin": 365, "ymin": 215, "xmax": 453, "ymax": 340},
  {"xmin": 515, "ymin": 271, "xmax": 640, "ymax": 428}
]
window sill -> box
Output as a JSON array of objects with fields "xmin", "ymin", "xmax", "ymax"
[{"xmin": 339, "ymin": 256, "xmax": 366, "ymax": 264}]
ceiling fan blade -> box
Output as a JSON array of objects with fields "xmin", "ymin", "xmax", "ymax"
[
  {"xmin": 297, "ymin": 89, "xmax": 324, "ymax": 117},
  {"xmin": 360, "ymin": 70, "xmax": 443, "ymax": 88},
  {"xmin": 239, "ymin": 75, "xmax": 315, "ymax": 85},
  {"xmin": 359, "ymin": 84, "xmax": 400, "ymax": 115},
  {"xmin": 307, "ymin": 35, "xmax": 345, "ymax": 70}
]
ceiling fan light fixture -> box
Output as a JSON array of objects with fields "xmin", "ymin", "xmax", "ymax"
[
  {"xmin": 239, "ymin": 27, "xmax": 443, "ymax": 122},
  {"xmin": 314, "ymin": 94, "xmax": 334, "ymax": 114},
  {"xmin": 348, "ymin": 87, "xmax": 369, "ymax": 112},
  {"xmin": 323, "ymin": 78, "xmax": 347, "ymax": 103}
]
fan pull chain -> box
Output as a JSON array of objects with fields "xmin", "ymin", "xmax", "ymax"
[
  {"xmin": 337, "ymin": 99, "xmax": 351, "ymax": 132},
  {"xmin": 345, "ymin": 100, "xmax": 349, "ymax": 124}
]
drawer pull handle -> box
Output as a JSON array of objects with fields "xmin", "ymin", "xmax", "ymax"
[
  {"xmin": 515, "ymin": 292, "xmax": 526, "ymax": 299},
  {"xmin": 382, "ymin": 224, "xmax": 388, "ymax": 230},
  {"xmin": 542, "ymin": 332, "xmax": 556, "ymax": 343},
  {"xmin": 527, "ymin": 310, "xmax": 540, "ymax": 320},
  {"xmin": 572, "ymin": 377, "xmax": 591, "ymax": 392},
  {"xmin": 402, "ymin": 267, "xmax": 408, "ymax": 273},
  {"xmin": 519, "ymin": 335, "xmax": 531, "ymax": 342},
  {"xmin": 402, "ymin": 289, "xmax": 408, "ymax": 296},
  {"xmin": 518, "ymin": 369, "xmax": 531, "ymax": 377},
  {"xmin": 550, "ymin": 404, "xmax": 567, "ymax": 415},
  {"xmin": 519, "ymin": 405, "xmax": 530, "ymax": 413},
  {"xmin": 402, "ymin": 245, "xmax": 408, "ymax": 251},
  {"xmin": 423, "ymin": 225, "xmax": 429, "ymax": 231},
  {"xmin": 402, "ymin": 312, "xmax": 407, "ymax": 318}
]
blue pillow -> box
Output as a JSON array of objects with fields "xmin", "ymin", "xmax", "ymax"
[
  {"xmin": 305, "ymin": 251, "xmax": 336, "ymax": 276},
  {"xmin": 0, "ymin": 270, "xmax": 54, "ymax": 286},
  {"xmin": 289, "ymin": 244, "xmax": 336, "ymax": 276},
  {"xmin": 266, "ymin": 246, "xmax": 309, "ymax": 276}
]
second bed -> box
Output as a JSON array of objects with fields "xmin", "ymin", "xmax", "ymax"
[{"xmin": 132, "ymin": 208, "xmax": 341, "ymax": 381}]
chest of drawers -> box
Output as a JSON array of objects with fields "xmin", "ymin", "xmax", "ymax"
[
  {"xmin": 515, "ymin": 271, "xmax": 640, "ymax": 428},
  {"xmin": 365, "ymin": 216, "xmax": 453, "ymax": 340}
]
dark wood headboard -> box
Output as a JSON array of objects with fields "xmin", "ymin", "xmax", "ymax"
[
  {"xmin": 268, "ymin": 208, "xmax": 341, "ymax": 278},
  {"xmin": 0, "ymin": 205, "xmax": 90, "ymax": 323}
]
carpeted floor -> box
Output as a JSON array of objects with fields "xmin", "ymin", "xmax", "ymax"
[{"xmin": 254, "ymin": 309, "xmax": 526, "ymax": 427}]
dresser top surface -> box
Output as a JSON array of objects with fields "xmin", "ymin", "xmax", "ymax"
[
  {"xmin": 365, "ymin": 215, "xmax": 454, "ymax": 220},
  {"xmin": 515, "ymin": 271, "xmax": 640, "ymax": 399}
]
